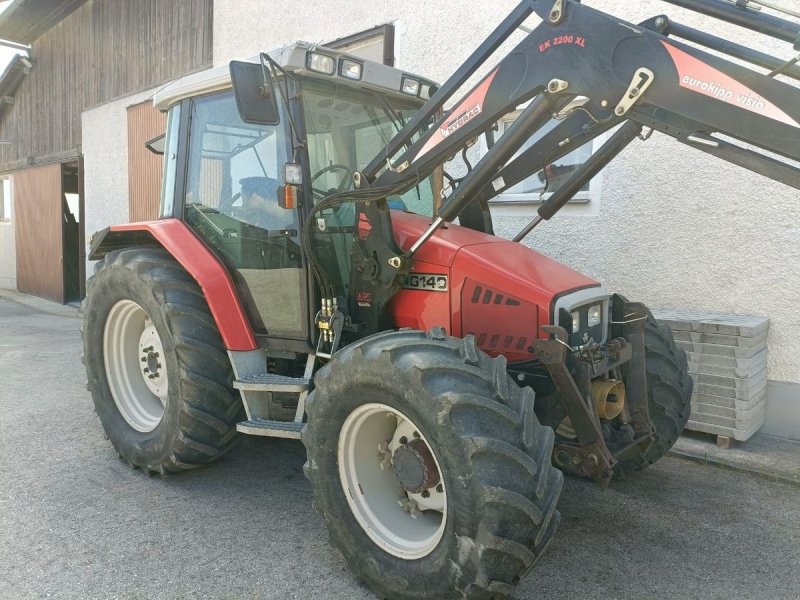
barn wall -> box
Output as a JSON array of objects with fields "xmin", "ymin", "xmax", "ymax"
[{"xmin": 0, "ymin": 0, "xmax": 212, "ymax": 172}]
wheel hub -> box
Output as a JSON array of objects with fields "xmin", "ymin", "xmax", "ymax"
[
  {"xmin": 138, "ymin": 321, "xmax": 167, "ymax": 399},
  {"xmin": 103, "ymin": 300, "xmax": 167, "ymax": 433},
  {"xmin": 145, "ymin": 352, "xmax": 160, "ymax": 375},
  {"xmin": 392, "ymin": 440, "xmax": 440, "ymax": 494}
]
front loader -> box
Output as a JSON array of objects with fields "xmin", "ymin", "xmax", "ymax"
[{"xmin": 82, "ymin": 1, "xmax": 800, "ymax": 598}]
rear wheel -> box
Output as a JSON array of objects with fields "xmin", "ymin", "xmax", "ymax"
[
  {"xmin": 303, "ymin": 329, "xmax": 562, "ymax": 600},
  {"xmin": 614, "ymin": 305, "xmax": 693, "ymax": 476},
  {"xmin": 83, "ymin": 248, "xmax": 242, "ymax": 474}
]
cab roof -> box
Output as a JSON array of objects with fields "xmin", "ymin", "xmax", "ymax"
[{"xmin": 152, "ymin": 41, "xmax": 438, "ymax": 111}]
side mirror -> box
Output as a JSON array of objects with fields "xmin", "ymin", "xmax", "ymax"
[{"xmin": 229, "ymin": 59, "xmax": 280, "ymax": 126}]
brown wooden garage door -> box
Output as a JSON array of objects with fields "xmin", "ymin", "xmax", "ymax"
[
  {"xmin": 127, "ymin": 100, "xmax": 167, "ymax": 222},
  {"xmin": 13, "ymin": 162, "xmax": 64, "ymax": 302}
]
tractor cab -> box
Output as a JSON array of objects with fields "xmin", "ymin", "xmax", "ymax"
[{"xmin": 151, "ymin": 43, "xmax": 439, "ymax": 344}]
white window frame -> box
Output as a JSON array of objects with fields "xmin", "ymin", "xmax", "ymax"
[{"xmin": 479, "ymin": 100, "xmax": 608, "ymax": 212}]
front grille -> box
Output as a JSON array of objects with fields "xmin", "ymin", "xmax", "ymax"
[{"xmin": 560, "ymin": 304, "xmax": 606, "ymax": 347}]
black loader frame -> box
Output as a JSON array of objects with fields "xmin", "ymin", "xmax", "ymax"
[{"xmin": 294, "ymin": 0, "xmax": 799, "ymax": 484}]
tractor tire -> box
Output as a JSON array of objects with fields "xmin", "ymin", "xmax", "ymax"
[
  {"xmin": 82, "ymin": 247, "xmax": 242, "ymax": 475},
  {"xmin": 302, "ymin": 328, "xmax": 562, "ymax": 600},
  {"xmin": 613, "ymin": 304, "xmax": 693, "ymax": 477}
]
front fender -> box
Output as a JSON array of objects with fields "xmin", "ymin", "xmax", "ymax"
[{"xmin": 89, "ymin": 219, "xmax": 258, "ymax": 351}]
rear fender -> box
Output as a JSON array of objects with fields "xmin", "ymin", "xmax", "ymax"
[{"xmin": 89, "ymin": 219, "xmax": 258, "ymax": 351}]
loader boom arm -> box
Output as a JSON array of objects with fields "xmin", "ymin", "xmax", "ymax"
[{"xmin": 362, "ymin": 0, "xmax": 800, "ymax": 221}]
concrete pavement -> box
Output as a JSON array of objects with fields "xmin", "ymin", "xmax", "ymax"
[{"xmin": 1, "ymin": 290, "xmax": 799, "ymax": 599}]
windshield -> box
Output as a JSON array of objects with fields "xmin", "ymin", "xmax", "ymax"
[{"xmin": 301, "ymin": 80, "xmax": 435, "ymax": 217}]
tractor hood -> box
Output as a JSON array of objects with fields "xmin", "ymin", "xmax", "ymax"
[
  {"xmin": 390, "ymin": 210, "xmax": 599, "ymax": 361},
  {"xmin": 391, "ymin": 210, "xmax": 598, "ymax": 299}
]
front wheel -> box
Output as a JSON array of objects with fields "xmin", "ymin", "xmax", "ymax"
[{"xmin": 302, "ymin": 329, "xmax": 562, "ymax": 600}]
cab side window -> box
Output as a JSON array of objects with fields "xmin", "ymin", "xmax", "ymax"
[{"xmin": 184, "ymin": 91, "xmax": 300, "ymax": 271}]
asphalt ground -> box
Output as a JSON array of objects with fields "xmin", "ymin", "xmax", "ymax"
[{"xmin": 1, "ymin": 292, "xmax": 799, "ymax": 600}]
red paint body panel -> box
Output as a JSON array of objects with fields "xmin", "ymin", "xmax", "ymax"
[
  {"xmin": 389, "ymin": 260, "xmax": 452, "ymax": 333},
  {"xmin": 110, "ymin": 219, "xmax": 258, "ymax": 351},
  {"xmin": 459, "ymin": 277, "xmax": 539, "ymax": 362},
  {"xmin": 391, "ymin": 211, "xmax": 599, "ymax": 360}
]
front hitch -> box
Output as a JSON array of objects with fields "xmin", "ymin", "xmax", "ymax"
[
  {"xmin": 533, "ymin": 298, "xmax": 656, "ymax": 487},
  {"xmin": 614, "ymin": 299, "xmax": 657, "ymax": 458},
  {"xmin": 533, "ymin": 326, "xmax": 617, "ymax": 489}
]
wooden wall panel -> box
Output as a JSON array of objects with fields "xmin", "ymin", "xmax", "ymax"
[
  {"xmin": 0, "ymin": 0, "xmax": 213, "ymax": 172},
  {"xmin": 127, "ymin": 100, "xmax": 167, "ymax": 222},
  {"xmin": 13, "ymin": 163, "xmax": 64, "ymax": 302}
]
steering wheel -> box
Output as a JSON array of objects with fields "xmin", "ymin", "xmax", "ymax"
[{"xmin": 311, "ymin": 164, "xmax": 352, "ymax": 199}]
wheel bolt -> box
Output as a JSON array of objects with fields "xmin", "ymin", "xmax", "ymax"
[
  {"xmin": 157, "ymin": 363, "xmax": 162, "ymax": 369},
  {"xmin": 412, "ymin": 431, "xmax": 420, "ymax": 439},
  {"xmin": 436, "ymin": 484, "xmax": 443, "ymax": 493},
  {"xmin": 148, "ymin": 374, "xmax": 155, "ymax": 379},
  {"xmin": 143, "ymin": 368, "xmax": 149, "ymax": 373},
  {"xmin": 421, "ymin": 490, "xmax": 430, "ymax": 498},
  {"xmin": 141, "ymin": 357, "xmax": 147, "ymax": 363},
  {"xmin": 399, "ymin": 436, "xmax": 408, "ymax": 445}
]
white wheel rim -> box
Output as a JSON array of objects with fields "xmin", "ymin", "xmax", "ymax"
[
  {"xmin": 103, "ymin": 300, "xmax": 168, "ymax": 433},
  {"xmin": 338, "ymin": 403, "xmax": 447, "ymax": 560}
]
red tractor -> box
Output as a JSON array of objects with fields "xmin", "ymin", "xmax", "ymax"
[{"xmin": 83, "ymin": 1, "xmax": 800, "ymax": 598}]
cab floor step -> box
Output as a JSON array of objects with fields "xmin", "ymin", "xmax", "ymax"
[
  {"xmin": 237, "ymin": 418, "xmax": 304, "ymax": 439},
  {"xmin": 233, "ymin": 373, "xmax": 310, "ymax": 392}
]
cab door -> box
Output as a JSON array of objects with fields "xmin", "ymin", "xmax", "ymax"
[{"xmin": 182, "ymin": 90, "xmax": 307, "ymax": 339}]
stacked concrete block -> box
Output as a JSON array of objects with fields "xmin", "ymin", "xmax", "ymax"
[{"xmin": 653, "ymin": 311, "xmax": 769, "ymax": 444}]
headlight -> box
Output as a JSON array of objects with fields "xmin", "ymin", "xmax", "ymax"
[
  {"xmin": 307, "ymin": 52, "xmax": 336, "ymax": 75},
  {"xmin": 401, "ymin": 76, "xmax": 421, "ymax": 96},
  {"xmin": 587, "ymin": 304, "xmax": 602, "ymax": 328},
  {"xmin": 553, "ymin": 288, "xmax": 610, "ymax": 346},
  {"xmin": 339, "ymin": 58, "xmax": 362, "ymax": 80}
]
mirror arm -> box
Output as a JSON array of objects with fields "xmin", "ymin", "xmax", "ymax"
[{"xmin": 261, "ymin": 52, "xmax": 305, "ymax": 150}]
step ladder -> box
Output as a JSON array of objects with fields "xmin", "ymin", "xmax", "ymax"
[{"xmin": 229, "ymin": 351, "xmax": 315, "ymax": 440}]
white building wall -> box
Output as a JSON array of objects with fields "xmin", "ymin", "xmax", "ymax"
[
  {"xmin": 213, "ymin": 0, "xmax": 800, "ymax": 435},
  {"xmin": 0, "ymin": 177, "xmax": 16, "ymax": 290},
  {"xmin": 81, "ymin": 87, "xmax": 161, "ymax": 277}
]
